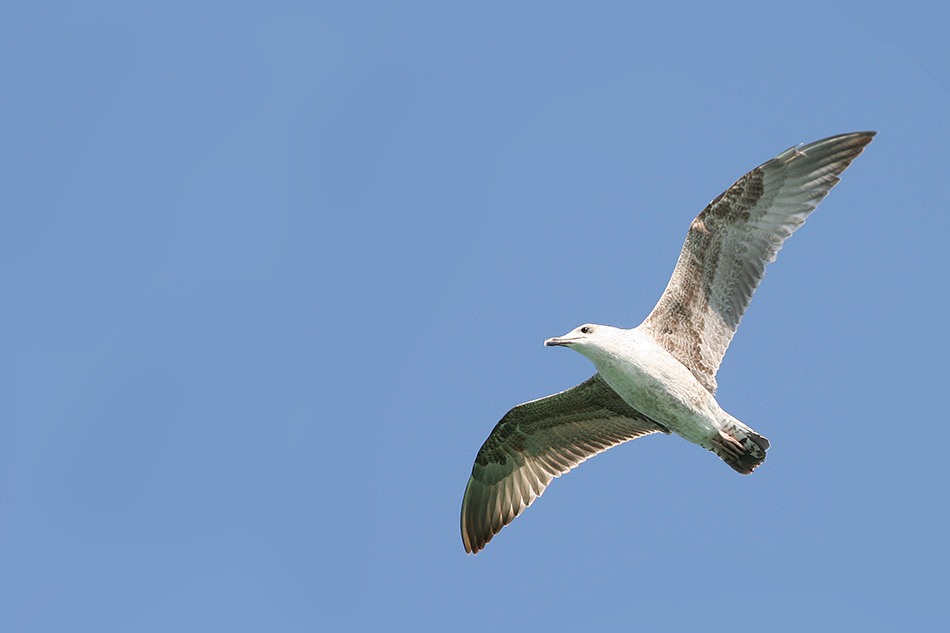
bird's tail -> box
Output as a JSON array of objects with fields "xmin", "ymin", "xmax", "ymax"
[{"xmin": 712, "ymin": 417, "xmax": 770, "ymax": 475}]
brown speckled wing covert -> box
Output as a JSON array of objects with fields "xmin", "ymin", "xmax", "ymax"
[
  {"xmin": 461, "ymin": 374, "xmax": 668, "ymax": 554},
  {"xmin": 641, "ymin": 132, "xmax": 875, "ymax": 394}
]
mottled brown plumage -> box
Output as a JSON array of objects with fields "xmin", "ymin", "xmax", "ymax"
[
  {"xmin": 462, "ymin": 132, "xmax": 875, "ymax": 554},
  {"xmin": 642, "ymin": 134, "xmax": 874, "ymax": 393},
  {"xmin": 461, "ymin": 374, "xmax": 669, "ymax": 554}
]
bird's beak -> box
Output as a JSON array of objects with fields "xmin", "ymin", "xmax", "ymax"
[{"xmin": 544, "ymin": 336, "xmax": 577, "ymax": 347}]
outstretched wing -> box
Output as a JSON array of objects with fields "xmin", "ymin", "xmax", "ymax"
[
  {"xmin": 461, "ymin": 374, "xmax": 669, "ymax": 554},
  {"xmin": 640, "ymin": 131, "xmax": 875, "ymax": 393}
]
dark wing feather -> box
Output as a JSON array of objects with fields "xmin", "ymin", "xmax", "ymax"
[
  {"xmin": 641, "ymin": 131, "xmax": 875, "ymax": 393},
  {"xmin": 460, "ymin": 374, "xmax": 669, "ymax": 554}
]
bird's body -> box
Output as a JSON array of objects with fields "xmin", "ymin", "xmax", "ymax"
[
  {"xmin": 546, "ymin": 324, "xmax": 768, "ymax": 473},
  {"xmin": 574, "ymin": 326, "xmax": 726, "ymax": 447},
  {"xmin": 461, "ymin": 132, "xmax": 875, "ymax": 554}
]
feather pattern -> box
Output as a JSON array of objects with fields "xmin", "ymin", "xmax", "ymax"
[
  {"xmin": 461, "ymin": 374, "xmax": 668, "ymax": 554},
  {"xmin": 641, "ymin": 132, "xmax": 876, "ymax": 393},
  {"xmin": 460, "ymin": 132, "xmax": 875, "ymax": 554}
]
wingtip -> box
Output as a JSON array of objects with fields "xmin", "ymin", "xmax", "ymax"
[
  {"xmin": 850, "ymin": 130, "xmax": 877, "ymax": 142},
  {"xmin": 460, "ymin": 514, "xmax": 484, "ymax": 555},
  {"xmin": 835, "ymin": 131, "xmax": 877, "ymax": 155},
  {"xmin": 460, "ymin": 475, "xmax": 493, "ymax": 555},
  {"xmin": 787, "ymin": 131, "xmax": 877, "ymax": 168},
  {"xmin": 802, "ymin": 130, "xmax": 877, "ymax": 149},
  {"xmin": 461, "ymin": 523, "xmax": 489, "ymax": 555}
]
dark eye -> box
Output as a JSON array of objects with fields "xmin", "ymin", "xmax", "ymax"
[{"xmin": 580, "ymin": 326, "xmax": 592, "ymax": 334}]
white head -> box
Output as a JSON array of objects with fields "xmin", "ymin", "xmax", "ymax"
[{"xmin": 544, "ymin": 323, "xmax": 623, "ymax": 363}]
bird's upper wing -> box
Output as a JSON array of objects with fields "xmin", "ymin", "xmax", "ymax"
[
  {"xmin": 640, "ymin": 131, "xmax": 875, "ymax": 394},
  {"xmin": 460, "ymin": 373, "xmax": 669, "ymax": 554}
]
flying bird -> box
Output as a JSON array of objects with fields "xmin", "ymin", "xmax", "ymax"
[{"xmin": 461, "ymin": 131, "xmax": 875, "ymax": 554}]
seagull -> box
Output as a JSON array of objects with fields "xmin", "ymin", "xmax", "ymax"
[{"xmin": 460, "ymin": 131, "xmax": 875, "ymax": 554}]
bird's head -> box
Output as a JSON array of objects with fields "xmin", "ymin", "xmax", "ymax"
[{"xmin": 544, "ymin": 323, "xmax": 623, "ymax": 362}]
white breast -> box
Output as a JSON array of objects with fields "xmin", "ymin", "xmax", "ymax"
[{"xmin": 586, "ymin": 328, "xmax": 723, "ymax": 443}]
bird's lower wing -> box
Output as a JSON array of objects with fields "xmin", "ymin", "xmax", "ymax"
[{"xmin": 461, "ymin": 374, "xmax": 669, "ymax": 554}]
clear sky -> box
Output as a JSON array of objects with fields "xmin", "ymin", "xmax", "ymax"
[{"xmin": 2, "ymin": 2, "xmax": 948, "ymax": 631}]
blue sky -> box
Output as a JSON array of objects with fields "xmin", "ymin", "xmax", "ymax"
[{"xmin": 2, "ymin": 2, "xmax": 948, "ymax": 631}]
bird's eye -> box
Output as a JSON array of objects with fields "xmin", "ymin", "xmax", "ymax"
[{"xmin": 580, "ymin": 326, "xmax": 592, "ymax": 334}]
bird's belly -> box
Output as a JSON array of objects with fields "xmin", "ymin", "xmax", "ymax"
[{"xmin": 597, "ymin": 354, "xmax": 720, "ymax": 445}]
